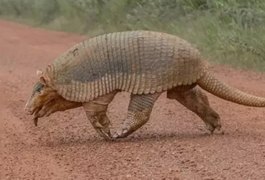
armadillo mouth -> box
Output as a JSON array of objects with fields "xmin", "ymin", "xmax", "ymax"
[
  {"xmin": 30, "ymin": 107, "xmax": 39, "ymax": 115},
  {"xmin": 33, "ymin": 116, "xmax": 39, "ymax": 126},
  {"xmin": 31, "ymin": 102, "xmax": 55, "ymax": 126},
  {"xmin": 31, "ymin": 103, "xmax": 51, "ymax": 126},
  {"xmin": 32, "ymin": 106, "xmax": 42, "ymax": 126}
]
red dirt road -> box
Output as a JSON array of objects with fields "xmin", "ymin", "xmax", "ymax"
[{"xmin": 0, "ymin": 20, "xmax": 265, "ymax": 180}]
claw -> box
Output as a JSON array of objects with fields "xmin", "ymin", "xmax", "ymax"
[
  {"xmin": 213, "ymin": 125, "xmax": 224, "ymax": 135},
  {"xmin": 33, "ymin": 116, "xmax": 38, "ymax": 126},
  {"xmin": 112, "ymin": 132, "xmax": 119, "ymax": 139},
  {"xmin": 94, "ymin": 121, "xmax": 104, "ymax": 128},
  {"xmin": 206, "ymin": 123, "xmax": 215, "ymax": 134},
  {"xmin": 96, "ymin": 128, "xmax": 112, "ymax": 140},
  {"xmin": 205, "ymin": 123, "xmax": 224, "ymax": 135},
  {"xmin": 112, "ymin": 129, "xmax": 129, "ymax": 139}
]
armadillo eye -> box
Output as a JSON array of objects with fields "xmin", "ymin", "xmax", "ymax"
[
  {"xmin": 35, "ymin": 86, "xmax": 42, "ymax": 93},
  {"xmin": 36, "ymin": 88, "xmax": 41, "ymax": 93},
  {"xmin": 33, "ymin": 82, "xmax": 44, "ymax": 94}
]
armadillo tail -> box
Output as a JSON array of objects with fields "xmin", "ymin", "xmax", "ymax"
[{"xmin": 197, "ymin": 71, "xmax": 265, "ymax": 107}]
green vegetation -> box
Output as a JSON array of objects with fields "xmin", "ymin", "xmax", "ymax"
[{"xmin": 1, "ymin": 0, "xmax": 265, "ymax": 71}]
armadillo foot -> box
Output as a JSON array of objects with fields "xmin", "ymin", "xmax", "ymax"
[
  {"xmin": 205, "ymin": 122, "xmax": 223, "ymax": 135},
  {"xmin": 83, "ymin": 91, "xmax": 118, "ymax": 140},
  {"xmin": 90, "ymin": 117, "xmax": 113, "ymax": 140},
  {"xmin": 112, "ymin": 93, "xmax": 160, "ymax": 139},
  {"xmin": 95, "ymin": 127, "xmax": 112, "ymax": 140},
  {"xmin": 112, "ymin": 129, "xmax": 130, "ymax": 139}
]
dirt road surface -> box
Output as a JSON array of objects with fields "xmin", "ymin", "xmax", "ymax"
[{"xmin": 0, "ymin": 20, "xmax": 265, "ymax": 180}]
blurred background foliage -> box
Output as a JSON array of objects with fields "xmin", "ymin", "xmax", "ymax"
[{"xmin": 0, "ymin": 0, "xmax": 265, "ymax": 71}]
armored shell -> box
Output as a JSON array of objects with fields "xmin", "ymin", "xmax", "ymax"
[{"xmin": 45, "ymin": 31, "xmax": 208, "ymax": 102}]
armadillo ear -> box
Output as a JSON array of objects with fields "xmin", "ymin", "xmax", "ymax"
[
  {"xmin": 36, "ymin": 70, "xmax": 43, "ymax": 77},
  {"xmin": 39, "ymin": 76, "xmax": 47, "ymax": 85},
  {"xmin": 37, "ymin": 70, "xmax": 47, "ymax": 85}
]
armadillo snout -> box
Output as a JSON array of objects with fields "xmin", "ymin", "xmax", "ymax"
[
  {"xmin": 24, "ymin": 98, "xmax": 41, "ymax": 116},
  {"xmin": 24, "ymin": 101, "xmax": 33, "ymax": 114},
  {"xmin": 24, "ymin": 105, "xmax": 35, "ymax": 115}
]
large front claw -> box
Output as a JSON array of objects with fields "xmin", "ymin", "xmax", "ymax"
[
  {"xmin": 112, "ymin": 128, "xmax": 131, "ymax": 139},
  {"xmin": 88, "ymin": 112, "xmax": 113, "ymax": 141},
  {"xmin": 92, "ymin": 121, "xmax": 113, "ymax": 140}
]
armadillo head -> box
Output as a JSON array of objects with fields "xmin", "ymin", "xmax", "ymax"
[{"xmin": 25, "ymin": 70, "xmax": 59, "ymax": 126}]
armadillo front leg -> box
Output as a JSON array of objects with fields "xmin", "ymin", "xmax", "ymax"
[
  {"xmin": 83, "ymin": 91, "xmax": 118, "ymax": 140},
  {"xmin": 113, "ymin": 93, "xmax": 161, "ymax": 139}
]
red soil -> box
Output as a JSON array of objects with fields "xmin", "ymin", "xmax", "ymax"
[{"xmin": 0, "ymin": 20, "xmax": 264, "ymax": 179}]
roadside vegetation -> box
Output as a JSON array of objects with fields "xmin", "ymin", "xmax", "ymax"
[{"xmin": 1, "ymin": 0, "xmax": 265, "ymax": 71}]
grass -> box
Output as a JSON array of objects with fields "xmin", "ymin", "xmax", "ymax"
[{"xmin": 1, "ymin": 0, "xmax": 265, "ymax": 71}]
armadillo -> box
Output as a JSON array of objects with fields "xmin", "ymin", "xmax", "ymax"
[{"xmin": 25, "ymin": 31, "xmax": 265, "ymax": 140}]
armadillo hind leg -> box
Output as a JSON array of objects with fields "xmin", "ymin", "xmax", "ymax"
[
  {"xmin": 83, "ymin": 91, "xmax": 118, "ymax": 140},
  {"xmin": 112, "ymin": 93, "xmax": 161, "ymax": 139},
  {"xmin": 167, "ymin": 85, "xmax": 222, "ymax": 134}
]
